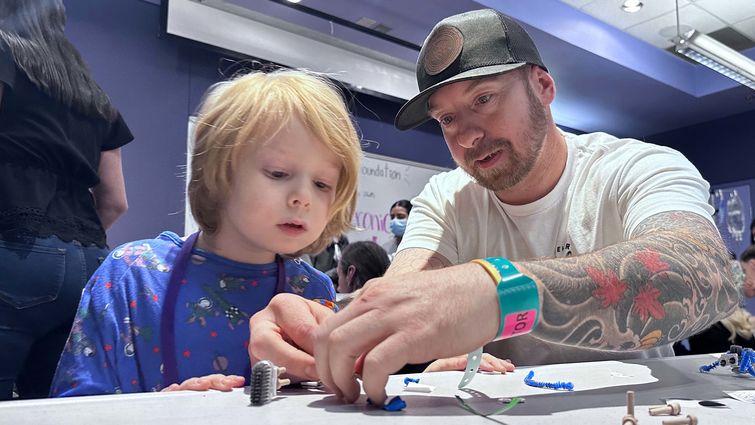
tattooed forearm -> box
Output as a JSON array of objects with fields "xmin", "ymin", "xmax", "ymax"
[
  {"xmin": 520, "ymin": 211, "xmax": 739, "ymax": 351},
  {"xmin": 386, "ymin": 248, "xmax": 452, "ymax": 277}
]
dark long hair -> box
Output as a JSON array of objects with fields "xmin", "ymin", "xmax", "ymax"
[
  {"xmin": 0, "ymin": 0, "xmax": 117, "ymax": 121},
  {"xmin": 390, "ymin": 199, "xmax": 413, "ymax": 214},
  {"xmin": 339, "ymin": 241, "xmax": 390, "ymax": 292}
]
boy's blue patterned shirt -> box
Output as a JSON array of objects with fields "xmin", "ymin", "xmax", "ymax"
[{"xmin": 51, "ymin": 231, "xmax": 336, "ymax": 397}]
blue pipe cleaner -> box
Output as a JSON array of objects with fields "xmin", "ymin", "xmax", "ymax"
[
  {"xmin": 523, "ymin": 370, "xmax": 574, "ymax": 391},
  {"xmin": 737, "ymin": 350, "xmax": 749, "ymax": 374},
  {"xmin": 367, "ymin": 396, "xmax": 407, "ymax": 412},
  {"xmin": 384, "ymin": 396, "xmax": 407, "ymax": 411},
  {"xmin": 738, "ymin": 350, "xmax": 755, "ymax": 377},
  {"xmin": 403, "ymin": 377, "xmax": 420, "ymax": 385},
  {"xmin": 699, "ymin": 360, "xmax": 719, "ymax": 373}
]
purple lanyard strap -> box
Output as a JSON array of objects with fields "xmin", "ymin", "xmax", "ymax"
[{"xmin": 160, "ymin": 232, "xmax": 286, "ymax": 387}]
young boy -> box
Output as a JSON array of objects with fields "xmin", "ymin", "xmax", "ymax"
[{"xmin": 50, "ymin": 69, "xmax": 362, "ymax": 396}]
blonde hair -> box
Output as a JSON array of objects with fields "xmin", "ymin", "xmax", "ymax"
[
  {"xmin": 720, "ymin": 307, "xmax": 755, "ymax": 343},
  {"xmin": 188, "ymin": 69, "xmax": 361, "ymax": 255}
]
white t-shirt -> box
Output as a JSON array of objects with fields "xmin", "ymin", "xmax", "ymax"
[{"xmin": 399, "ymin": 132, "xmax": 714, "ymax": 365}]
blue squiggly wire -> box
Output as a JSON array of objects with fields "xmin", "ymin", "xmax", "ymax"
[{"xmin": 523, "ymin": 370, "xmax": 574, "ymax": 391}]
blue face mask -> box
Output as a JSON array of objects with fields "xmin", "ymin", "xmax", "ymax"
[{"xmin": 389, "ymin": 218, "xmax": 407, "ymax": 237}]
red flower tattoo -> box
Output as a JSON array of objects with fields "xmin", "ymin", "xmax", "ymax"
[
  {"xmin": 633, "ymin": 283, "xmax": 665, "ymax": 322},
  {"xmin": 587, "ymin": 266, "xmax": 627, "ymax": 308},
  {"xmin": 636, "ymin": 250, "xmax": 670, "ymax": 273}
]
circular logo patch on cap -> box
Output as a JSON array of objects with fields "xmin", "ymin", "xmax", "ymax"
[{"xmin": 423, "ymin": 25, "xmax": 463, "ymax": 76}]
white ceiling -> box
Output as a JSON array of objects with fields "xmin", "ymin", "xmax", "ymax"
[
  {"xmin": 183, "ymin": 0, "xmax": 755, "ymax": 137},
  {"xmin": 560, "ymin": 0, "xmax": 755, "ymax": 49}
]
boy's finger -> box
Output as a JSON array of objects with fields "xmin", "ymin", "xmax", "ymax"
[{"xmin": 251, "ymin": 321, "xmax": 319, "ymax": 381}]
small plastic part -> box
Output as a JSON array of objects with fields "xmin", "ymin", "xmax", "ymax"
[
  {"xmin": 403, "ymin": 377, "xmax": 420, "ymax": 385},
  {"xmin": 661, "ymin": 414, "xmax": 698, "ymax": 425},
  {"xmin": 298, "ymin": 381, "xmax": 323, "ymax": 389},
  {"xmin": 458, "ymin": 347, "xmax": 483, "ymax": 388},
  {"xmin": 699, "ymin": 360, "xmax": 719, "ymax": 373},
  {"xmin": 250, "ymin": 360, "xmax": 290, "ymax": 406},
  {"xmin": 523, "ymin": 370, "xmax": 574, "ymax": 391},
  {"xmin": 626, "ymin": 390, "xmax": 635, "ymax": 416},
  {"xmin": 368, "ymin": 396, "xmax": 407, "ymax": 411},
  {"xmin": 384, "ymin": 396, "xmax": 407, "ymax": 411},
  {"xmin": 621, "ymin": 390, "xmax": 638, "ymax": 425},
  {"xmin": 699, "ymin": 346, "xmax": 755, "ymax": 377},
  {"xmin": 649, "ymin": 401, "xmax": 681, "ymax": 416},
  {"xmin": 455, "ymin": 395, "xmax": 523, "ymax": 417},
  {"xmin": 403, "ymin": 382, "xmax": 435, "ymax": 393}
]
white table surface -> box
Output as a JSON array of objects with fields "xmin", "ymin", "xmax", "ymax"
[{"xmin": 1, "ymin": 354, "xmax": 754, "ymax": 424}]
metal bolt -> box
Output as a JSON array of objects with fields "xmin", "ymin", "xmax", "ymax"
[
  {"xmin": 648, "ymin": 401, "xmax": 681, "ymax": 416},
  {"xmin": 662, "ymin": 414, "xmax": 698, "ymax": 425}
]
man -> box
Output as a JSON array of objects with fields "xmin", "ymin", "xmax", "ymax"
[{"xmin": 249, "ymin": 9, "xmax": 738, "ymax": 405}]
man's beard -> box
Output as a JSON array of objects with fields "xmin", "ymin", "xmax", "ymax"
[{"xmin": 457, "ymin": 82, "xmax": 548, "ymax": 193}]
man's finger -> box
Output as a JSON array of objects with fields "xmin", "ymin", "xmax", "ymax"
[
  {"xmin": 314, "ymin": 295, "xmax": 378, "ymax": 400},
  {"xmin": 325, "ymin": 309, "xmax": 390, "ymax": 403},
  {"xmin": 360, "ymin": 333, "xmax": 410, "ymax": 407}
]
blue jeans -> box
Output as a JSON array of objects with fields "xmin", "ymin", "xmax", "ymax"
[{"xmin": 0, "ymin": 236, "xmax": 108, "ymax": 400}]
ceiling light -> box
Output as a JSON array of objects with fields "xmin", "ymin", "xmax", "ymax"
[
  {"xmin": 675, "ymin": 29, "xmax": 755, "ymax": 90},
  {"xmin": 286, "ymin": 0, "xmax": 302, "ymax": 4},
  {"xmin": 621, "ymin": 0, "xmax": 643, "ymax": 13}
]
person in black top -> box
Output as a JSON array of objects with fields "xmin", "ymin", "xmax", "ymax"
[
  {"xmin": 309, "ymin": 234, "xmax": 349, "ymax": 287},
  {"xmin": 684, "ymin": 308, "xmax": 755, "ymax": 355},
  {"xmin": 335, "ymin": 241, "xmax": 390, "ymax": 294},
  {"xmin": 0, "ymin": 0, "xmax": 133, "ymax": 400}
]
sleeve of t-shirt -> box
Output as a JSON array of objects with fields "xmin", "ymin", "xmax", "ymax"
[
  {"xmin": 100, "ymin": 111, "xmax": 134, "ymax": 151},
  {"xmin": 616, "ymin": 143, "xmax": 714, "ymax": 238},
  {"xmin": 396, "ymin": 171, "xmax": 462, "ymax": 264},
  {"xmin": 50, "ymin": 255, "xmax": 138, "ymax": 397},
  {"xmin": 0, "ymin": 43, "xmax": 16, "ymax": 88}
]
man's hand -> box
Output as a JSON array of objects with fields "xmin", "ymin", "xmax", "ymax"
[
  {"xmin": 313, "ymin": 263, "xmax": 500, "ymax": 406},
  {"xmin": 423, "ymin": 353, "xmax": 515, "ymax": 373},
  {"xmin": 249, "ymin": 293, "xmax": 336, "ymax": 382},
  {"xmin": 161, "ymin": 374, "xmax": 245, "ymax": 392}
]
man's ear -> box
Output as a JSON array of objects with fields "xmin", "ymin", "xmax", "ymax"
[{"xmin": 529, "ymin": 65, "xmax": 556, "ymax": 106}]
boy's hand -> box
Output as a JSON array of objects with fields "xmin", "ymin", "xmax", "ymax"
[
  {"xmin": 161, "ymin": 374, "xmax": 245, "ymax": 392},
  {"xmin": 423, "ymin": 353, "xmax": 515, "ymax": 373},
  {"xmin": 249, "ymin": 293, "xmax": 336, "ymax": 382}
]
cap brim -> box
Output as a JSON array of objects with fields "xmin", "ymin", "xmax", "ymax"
[{"xmin": 394, "ymin": 63, "xmax": 527, "ymax": 131}]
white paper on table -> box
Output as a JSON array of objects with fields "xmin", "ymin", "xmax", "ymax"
[
  {"xmin": 387, "ymin": 360, "xmax": 657, "ymax": 399},
  {"xmin": 725, "ymin": 390, "xmax": 755, "ymax": 404}
]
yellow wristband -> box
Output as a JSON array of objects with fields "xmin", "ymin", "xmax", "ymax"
[{"xmin": 471, "ymin": 258, "xmax": 502, "ymax": 285}]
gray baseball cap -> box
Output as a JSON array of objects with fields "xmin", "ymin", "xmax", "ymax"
[{"xmin": 395, "ymin": 9, "xmax": 547, "ymax": 131}]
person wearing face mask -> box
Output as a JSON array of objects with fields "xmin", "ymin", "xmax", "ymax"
[{"xmin": 383, "ymin": 199, "xmax": 412, "ymax": 260}]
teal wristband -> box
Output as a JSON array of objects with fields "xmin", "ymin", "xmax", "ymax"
[
  {"xmin": 484, "ymin": 257, "xmax": 540, "ymax": 340},
  {"xmin": 458, "ymin": 258, "xmax": 540, "ymax": 389}
]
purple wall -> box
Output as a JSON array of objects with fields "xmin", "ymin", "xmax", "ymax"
[
  {"xmin": 646, "ymin": 108, "xmax": 755, "ymax": 235},
  {"xmin": 646, "ymin": 109, "xmax": 755, "ymax": 187},
  {"xmin": 64, "ymin": 0, "xmax": 450, "ymax": 247}
]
